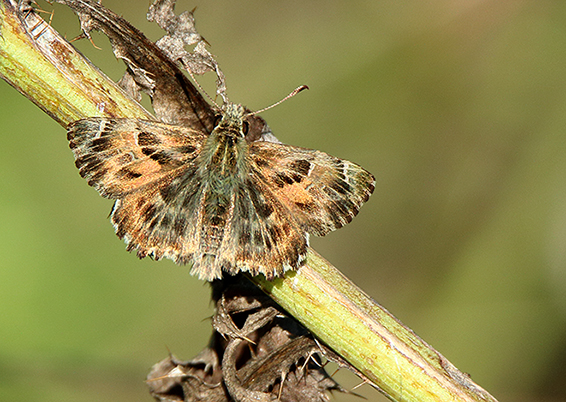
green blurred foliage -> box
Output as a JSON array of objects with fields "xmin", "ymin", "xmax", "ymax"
[{"xmin": 1, "ymin": 0, "xmax": 566, "ymax": 401}]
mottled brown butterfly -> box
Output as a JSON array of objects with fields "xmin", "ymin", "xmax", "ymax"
[
  {"xmin": 61, "ymin": 0, "xmax": 374, "ymax": 281},
  {"xmin": 67, "ymin": 100, "xmax": 374, "ymax": 281}
]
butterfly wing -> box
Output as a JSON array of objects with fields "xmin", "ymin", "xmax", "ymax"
[
  {"xmin": 110, "ymin": 166, "xmax": 207, "ymax": 271},
  {"xmin": 248, "ymin": 141, "xmax": 375, "ymax": 237},
  {"xmin": 67, "ymin": 118, "xmax": 206, "ymax": 197}
]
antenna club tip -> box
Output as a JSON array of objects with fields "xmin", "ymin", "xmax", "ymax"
[{"xmin": 247, "ymin": 85, "xmax": 310, "ymax": 116}]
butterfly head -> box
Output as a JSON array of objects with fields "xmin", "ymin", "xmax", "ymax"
[{"xmin": 216, "ymin": 103, "xmax": 248, "ymax": 138}]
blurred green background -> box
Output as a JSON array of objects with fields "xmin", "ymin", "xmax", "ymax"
[{"xmin": 2, "ymin": 0, "xmax": 566, "ymax": 401}]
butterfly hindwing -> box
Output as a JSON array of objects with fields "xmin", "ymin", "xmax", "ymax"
[
  {"xmin": 110, "ymin": 165, "xmax": 206, "ymax": 269},
  {"xmin": 212, "ymin": 178, "xmax": 306, "ymax": 280},
  {"xmin": 109, "ymin": 164, "xmax": 305, "ymax": 281}
]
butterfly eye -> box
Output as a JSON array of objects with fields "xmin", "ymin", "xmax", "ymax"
[
  {"xmin": 213, "ymin": 114, "xmax": 222, "ymax": 127},
  {"xmin": 242, "ymin": 121, "xmax": 250, "ymax": 135}
]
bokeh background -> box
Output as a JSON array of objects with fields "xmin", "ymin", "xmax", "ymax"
[{"xmin": 2, "ymin": 0, "xmax": 566, "ymax": 401}]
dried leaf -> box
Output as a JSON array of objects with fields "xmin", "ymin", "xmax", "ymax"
[
  {"xmin": 56, "ymin": 0, "xmax": 272, "ymax": 142},
  {"xmin": 148, "ymin": 276, "xmax": 348, "ymax": 402}
]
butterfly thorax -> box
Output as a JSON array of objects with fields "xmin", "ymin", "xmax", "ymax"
[{"xmin": 198, "ymin": 103, "xmax": 250, "ymax": 181}]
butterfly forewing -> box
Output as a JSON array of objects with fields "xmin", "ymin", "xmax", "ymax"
[
  {"xmin": 249, "ymin": 142, "xmax": 375, "ymax": 237},
  {"xmin": 67, "ymin": 118, "xmax": 206, "ymax": 198}
]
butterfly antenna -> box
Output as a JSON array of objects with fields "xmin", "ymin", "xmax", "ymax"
[
  {"xmin": 246, "ymin": 85, "xmax": 309, "ymax": 116},
  {"xmin": 185, "ymin": 67, "xmax": 221, "ymax": 109}
]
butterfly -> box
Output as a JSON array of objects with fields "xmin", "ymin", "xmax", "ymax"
[{"xmin": 67, "ymin": 100, "xmax": 375, "ymax": 281}]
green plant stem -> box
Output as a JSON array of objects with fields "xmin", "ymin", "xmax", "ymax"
[
  {"xmin": 0, "ymin": 2, "xmax": 497, "ymax": 401},
  {"xmin": 253, "ymin": 250, "xmax": 497, "ymax": 402},
  {"xmin": 0, "ymin": 0, "xmax": 151, "ymax": 125}
]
